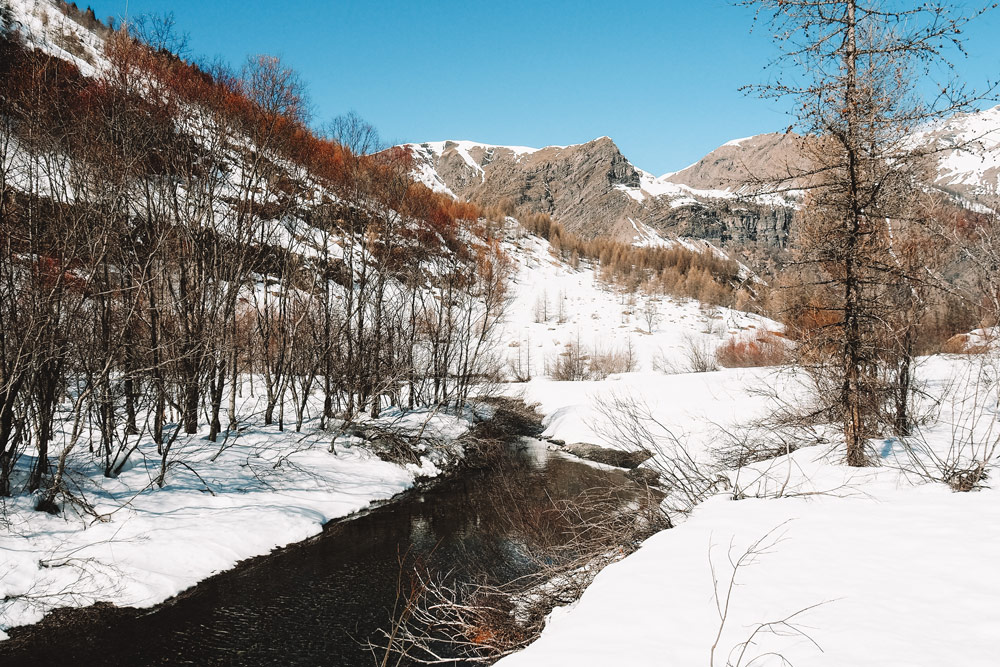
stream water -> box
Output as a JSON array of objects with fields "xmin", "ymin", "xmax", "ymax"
[{"xmin": 0, "ymin": 438, "xmax": 642, "ymax": 666}]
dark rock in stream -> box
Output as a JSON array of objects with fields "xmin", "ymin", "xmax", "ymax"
[
  {"xmin": 563, "ymin": 442, "xmax": 653, "ymax": 469},
  {"xmin": 626, "ymin": 467, "xmax": 661, "ymax": 486}
]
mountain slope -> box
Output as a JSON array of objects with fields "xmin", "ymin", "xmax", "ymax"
[
  {"xmin": 910, "ymin": 104, "xmax": 1000, "ymax": 200},
  {"xmin": 664, "ymin": 131, "xmax": 813, "ymax": 193},
  {"xmin": 667, "ymin": 107, "xmax": 1000, "ymax": 203},
  {"xmin": 405, "ymin": 106, "xmax": 1000, "ymax": 248},
  {"xmin": 405, "ymin": 138, "xmax": 795, "ymax": 247}
]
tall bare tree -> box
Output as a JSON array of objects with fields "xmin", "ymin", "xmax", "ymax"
[{"xmin": 744, "ymin": 0, "xmax": 996, "ymax": 465}]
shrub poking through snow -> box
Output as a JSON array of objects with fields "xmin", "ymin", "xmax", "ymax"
[
  {"xmin": 684, "ymin": 335, "xmax": 719, "ymax": 373},
  {"xmin": 716, "ymin": 331, "xmax": 788, "ymax": 368},
  {"xmin": 546, "ymin": 341, "xmax": 636, "ymax": 381}
]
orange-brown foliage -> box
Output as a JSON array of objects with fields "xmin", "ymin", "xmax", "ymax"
[{"xmin": 715, "ymin": 330, "xmax": 789, "ymax": 368}]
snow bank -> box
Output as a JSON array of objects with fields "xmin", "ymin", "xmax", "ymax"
[
  {"xmin": 0, "ymin": 403, "xmax": 474, "ymax": 639},
  {"xmin": 498, "ymin": 353, "xmax": 1000, "ymax": 667}
]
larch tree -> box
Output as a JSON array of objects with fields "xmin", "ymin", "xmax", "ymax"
[{"xmin": 743, "ymin": 0, "xmax": 996, "ymax": 465}]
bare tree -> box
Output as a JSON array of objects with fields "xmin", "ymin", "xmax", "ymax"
[
  {"xmin": 642, "ymin": 296, "xmax": 660, "ymax": 334},
  {"xmin": 743, "ymin": 0, "xmax": 997, "ymax": 465}
]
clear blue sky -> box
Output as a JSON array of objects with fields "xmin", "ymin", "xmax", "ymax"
[{"xmin": 84, "ymin": 0, "xmax": 1000, "ymax": 175}]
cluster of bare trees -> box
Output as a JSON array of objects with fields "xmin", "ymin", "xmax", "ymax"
[{"xmin": 0, "ymin": 25, "xmax": 510, "ymax": 508}]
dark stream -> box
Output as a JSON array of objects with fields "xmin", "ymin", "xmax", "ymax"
[{"xmin": 0, "ymin": 439, "xmax": 639, "ymax": 666}]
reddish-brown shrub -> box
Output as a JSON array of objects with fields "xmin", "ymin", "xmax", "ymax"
[
  {"xmin": 941, "ymin": 333, "xmax": 990, "ymax": 355},
  {"xmin": 715, "ymin": 330, "xmax": 789, "ymax": 368}
]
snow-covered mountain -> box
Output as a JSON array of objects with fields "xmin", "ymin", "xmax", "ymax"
[
  {"xmin": 403, "ymin": 138, "xmax": 794, "ymax": 247},
  {"xmin": 403, "ymin": 106, "xmax": 1000, "ymax": 247},
  {"xmin": 910, "ymin": 105, "xmax": 1000, "ymax": 199}
]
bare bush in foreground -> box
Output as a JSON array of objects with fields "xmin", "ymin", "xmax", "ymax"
[
  {"xmin": 709, "ymin": 522, "xmax": 829, "ymax": 667},
  {"xmin": 373, "ymin": 473, "xmax": 667, "ymax": 664},
  {"xmin": 892, "ymin": 356, "xmax": 1000, "ymax": 492},
  {"xmin": 595, "ymin": 393, "xmax": 728, "ymax": 515}
]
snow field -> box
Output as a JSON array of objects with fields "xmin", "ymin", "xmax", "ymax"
[
  {"xmin": 500, "ymin": 233, "xmax": 779, "ymax": 385},
  {"xmin": 495, "ymin": 254, "xmax": 1000, "ymax": 667}
]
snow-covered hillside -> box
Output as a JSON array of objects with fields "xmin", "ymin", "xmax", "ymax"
[
  {"xmin": 669, "ymin": 106, "xmax": 1000, "ymax": 205},
  {"xmin": 500, "ymin": 230, "xmax": 776, "ymax": 381},
  {"xmin": 483, "ymin": 227, "xmax": 1000, "ymax": 667},
  {"xmin": 6, "ymin": 0, "xmax": 109, "ymax": 75},
  {"xmin": 912, "ymin": 104, "xmax": 1000, "ymax": 198}
]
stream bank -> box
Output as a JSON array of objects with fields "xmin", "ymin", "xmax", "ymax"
[{"xmin": 0, "ymin": 399, "xmax": 656, "ymax": 666}]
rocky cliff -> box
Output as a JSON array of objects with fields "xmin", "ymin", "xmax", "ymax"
[{"xmin": 405, "ymin": 138, "xmax": 797, "ymax": 247}]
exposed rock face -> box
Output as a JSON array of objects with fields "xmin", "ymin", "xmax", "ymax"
[
  {"xmin": 653, "ymin": 202, "xmax": 795, "ymax": 248},
  {"xmin": 406, "ymin": 138, "xmax": 796, "ymax": 247},
  {"xmin": 411, "ymin": 138, "xmax": 644, "ymax": 238},
  {"xmin": 665, "ymin": 132, "xmax": 814, "ymax": 193}
]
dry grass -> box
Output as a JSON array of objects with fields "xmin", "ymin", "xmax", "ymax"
[{"xmin": 941, "ymin": 333, "xmax": 990, "ymax": 355}]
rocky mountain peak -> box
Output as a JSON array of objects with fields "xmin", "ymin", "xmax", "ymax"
[
  {"xmin": 403, "ymin": 107, "xmax": 999, "ymax": 249},
  {"xmin": 405, "ymin": 135, "xmax": 795, "ymax": 246}
]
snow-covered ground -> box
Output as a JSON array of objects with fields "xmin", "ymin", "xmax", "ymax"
[
  {"xmin": 491, "ymin": 232, "xmax": 1000, "ymax": 667},
  {"xmin": 498, "ymin": 457, "xmax": 1000, "ymax": 666},
  {"xmin": 500, "ymin": 232, "xmax": 778, "ymax": 382},
  {"xmin": 497, "ymin": 335, "xmax": 1000, "ymax": 666},
  {"xmin": 0, "ymin": 396, "xmax": 474, "ymax": 639}
]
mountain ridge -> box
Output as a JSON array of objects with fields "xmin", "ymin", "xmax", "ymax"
[
  {"xmin": 402, "ymin": 105, "xmax": 999, "ymax": 247},
  {"xmin": 402, "ymin": 135, "xmax": 796, "ymax": 246}
]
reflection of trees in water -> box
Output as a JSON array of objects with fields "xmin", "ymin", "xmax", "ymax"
[{"xmin": 378, "ymin": 444, "xmax": 669, "ymax": 665}]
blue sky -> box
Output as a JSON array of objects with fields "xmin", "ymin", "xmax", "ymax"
[{"xmin": 84, "ymin": 0, "xmax": 1000, "ymax": 175}]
